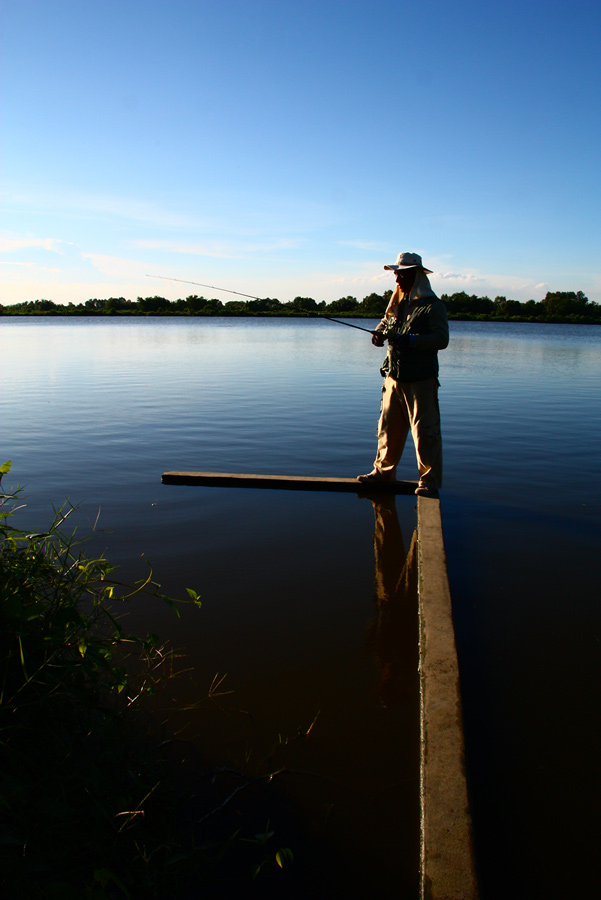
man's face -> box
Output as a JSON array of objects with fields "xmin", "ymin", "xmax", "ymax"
[{"xmin": 394, "ymin": 268, "xmax": 416, "ymax": 293}]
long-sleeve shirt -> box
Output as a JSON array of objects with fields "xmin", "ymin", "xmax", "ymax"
[{"xmin": 376, "ymin": 285, "xmax": 449, "ymax": 382}]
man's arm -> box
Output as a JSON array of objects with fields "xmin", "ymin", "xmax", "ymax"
[
  {"xmin": 372, "ymin": 286, "xmax": 400, "ymax": 346},
  {"xmin": 412, "ymin": 301, "xmax": 449, "ymax": 351}
]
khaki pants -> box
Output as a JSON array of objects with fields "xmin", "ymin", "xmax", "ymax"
[{"xmin": 373, "ymin": 375, "xmax": 443, "ymax": 489}]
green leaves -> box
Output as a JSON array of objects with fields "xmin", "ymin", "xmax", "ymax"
[
  {"xmin": 0, "ymin": 474, "xmax": 298, "ymax": 897},
  {"xmin": 0, "ymin": 483, "xmax": 203, "ymax": 714},
  {"xmin": 243, "ymin": 820, "xmax": 294, "ymax": 878},
  {"xmin": 0, "ymin": 479, "xmax": 205, "ymax": 894},
  {"xmin": 186, "ymin": 586, "xmax": 202, "ymax": 607},
  {"xmin": 93, "ymin": 867, "xmax": 132, "ymax": 898},
  {"xmin": 275, "ymin": 847, "xmax": 294, "ymax": 869}
]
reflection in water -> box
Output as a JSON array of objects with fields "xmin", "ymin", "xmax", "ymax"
[
  {"xmin": 177, "ymin": 491, "xmax": 421, "ymax": 897},
  {"xmin": 364, "ymin": 493, "xmax": 418, "ymax": 712},
  {"xmin": 259, "ymin": 492, "xmax": 421, "ymax": 896}
]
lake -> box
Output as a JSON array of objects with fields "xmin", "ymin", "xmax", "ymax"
[{"xmin": 2, "ymin": 316, "xmax": 600, "ymax": 898}]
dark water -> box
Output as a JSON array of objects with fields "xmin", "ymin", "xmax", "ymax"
[
  {"xmin": 437, "ymin": 323, "xmax": 601, "ymax": 900},
  {"xmin": 2, "ymin": 316, "xmax": 601, "ymax": 898}
]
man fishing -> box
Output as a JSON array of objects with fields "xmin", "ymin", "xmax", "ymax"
[{"xmin": 357, "ymin": 252, "xmax": 449, "ymax": 498}]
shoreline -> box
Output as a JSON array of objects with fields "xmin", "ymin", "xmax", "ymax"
[{"xmin": 2, "ymin": 310, "xmax": 601, "ymax": 325}]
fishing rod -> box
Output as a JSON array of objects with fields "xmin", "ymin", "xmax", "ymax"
[
  {"xmin": 146, "ymin": 275, "xmax": 376, "ymax": 333},
  {"xmin": 323, "ymin": 316, "xmax": 376, "ymax": 334},
  {"xmin": 146, "ymin": 274, "xmax": 262, "ymax": 301}
]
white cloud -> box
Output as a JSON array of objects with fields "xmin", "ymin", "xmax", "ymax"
[
  {"xmin": 429, "ymin": 268, "xmax": 549, "ymax": 301},
  {"xmin": 80, "ymin": 252, "xmax": 149, "ymax": 280},
  {"xmin": 1, "ymin": 279, "xmax": 144, "ymax": 304},
  {"xmin": 130, "ymin": 237, "xmax": 303, "ymax": 258},
  {"xmin": 1, "ymin": 187, "xmax": 201, "ymax": 229},
  {"xmin": 0, "ymin": 261, "xmax": 36, "ymax": 267},
  {"xmin": 0, "ymin": 237, "xmax": 63, "ymax": 254}
]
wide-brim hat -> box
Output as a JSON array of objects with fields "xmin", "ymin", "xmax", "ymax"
[{"xmin": 384, "ymin": 251, "xmax": 432, "ymax": 274}]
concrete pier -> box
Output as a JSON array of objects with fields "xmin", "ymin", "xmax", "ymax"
[{"xmin": 417, "ymin": 496, "xmax": 479, "ymax": 900}]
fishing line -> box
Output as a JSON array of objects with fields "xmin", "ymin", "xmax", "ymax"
[
  {"xmin": 146, "ymin": 275, "xmax": 376, "ymax": 333},
  {"xmin": 146, "ymin": 274, "xmax": 262, "ymax": 301}
]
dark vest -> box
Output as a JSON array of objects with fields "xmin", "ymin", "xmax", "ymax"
[{"xmin": 381, "ymin": 298, "xmax": 446, "ymax": 382}]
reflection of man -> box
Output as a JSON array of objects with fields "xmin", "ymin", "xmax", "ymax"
[
  {"xmin": 358, "ymin": 252, "xmax": 449, "ymax": 498},
  {"xmin": 364, "ymin": 494, "xmax": 418, "ymax": 710}
]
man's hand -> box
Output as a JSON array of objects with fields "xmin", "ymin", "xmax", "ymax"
[
  {"xmin": 388, "ymin": 332, "xmax": 412, "ymax": 348},
  {"xmin": 371, "ymin": 331, "xmax": 386, "ymax": 347}
]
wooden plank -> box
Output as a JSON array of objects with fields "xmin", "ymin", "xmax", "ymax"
[{"xmin": 161, "ymin": 471, "xmax": 418, "ymax": 494}]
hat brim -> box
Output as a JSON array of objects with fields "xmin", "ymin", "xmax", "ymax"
[{"xmin": 384, "ymin": 264, "xmax": 433, "ymax": 274}]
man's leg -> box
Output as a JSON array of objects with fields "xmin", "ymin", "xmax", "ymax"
[
  {"xmin": 404, "ymin": 377, "xmax": 443, "ymax": 490},
  {"xmin": 372, "ymin": 376, "xmax": 410, "ymax": 478}
]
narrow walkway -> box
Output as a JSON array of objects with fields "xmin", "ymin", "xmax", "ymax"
[{"xmin": 417, "ymin": 496, "xmax": 479, "ymax": 900}]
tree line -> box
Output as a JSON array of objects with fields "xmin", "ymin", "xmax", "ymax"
[
  {"xmin": 441, "ymin": 290, "xmax": 600, "ymax": 323},
  {"xmin": 1, "ymin": 292, "xmax": 393, "ymax": 317},
  {"xmin": 2, "ymin": 289, "xmax": 600, "ymax": 323}
]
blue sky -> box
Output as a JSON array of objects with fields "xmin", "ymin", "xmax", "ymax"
[{"xmin": 2, "ymin": 0, "xmax": 600, "ymax": 305}]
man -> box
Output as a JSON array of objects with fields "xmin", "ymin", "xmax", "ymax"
[{"xmin": 357, "ymin": 251, "xmax": 449, "ymax": 498}]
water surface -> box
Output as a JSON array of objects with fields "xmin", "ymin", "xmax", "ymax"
[{"xmin": 2, "ymin": 316, "xmax": 600, "ymax": 898}]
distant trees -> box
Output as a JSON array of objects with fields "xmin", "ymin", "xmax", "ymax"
[
  {"xmin": 221, "ymin": 300, "xmax": 246, "ymax": 312},
  {"xmin": 33, "ymin": 299, "xmax": 58, "ymax": 311},
  {"xmin": 7, "ymin": 299, "xmax": 59, "ymax": 312},
  {"xmin": 441, "ymin": 290, "xmax": 600, "ymax": 322},
  {"xmin": 360, "ymin": 292, "xmax": 389, "ymax": 316},
  {"xmin": 542, "ymin": 291, "xmax": 590, "ymax": 317},
  {"xmin": 441, "ymin": 292, "xmax": 494, "ymax": 316},
  {"xmin": 136, "ymin": 295, "xmax": 171, "ymax": 313},
  {"xmin": 180, "ymin": 294, "xmax": 206, "ymax": 313},
  {"xmin": 289, "ymin": 292, "xmax": 391, "ymax": 316},
  {"xmin": 247, "ymin": 297, "xmax": 281, "ymax": 312},
  {"xmin": 2, "ymin": 288, "xmax": 599, "ymax": 322},
  {"xmin": 202, "ymin": 298, "xmax": 224, "ymax": 313},
  {"xmin": 493, "ymin": 296, "xmax": 523, "ymax": 317},
  {"xmin": 104, "ymin": 297, "xmax": 134, "ymax": 312},
  {"xmin": 328, "ymin": 296, "xmax": 358, "ymax": 313},
  {"xmin": 292, "ymin": 296, "xmax": 319, "ymax": 311}
]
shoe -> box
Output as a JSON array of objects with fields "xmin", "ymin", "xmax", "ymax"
[
  {"xmin": 415, "ymin": 485, "xmax": 439, "ymax": 498},
  {"xmin": 357, "ymin": 470, "xmax": 395, "ymax": 484}
]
